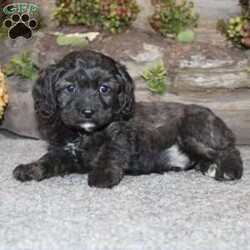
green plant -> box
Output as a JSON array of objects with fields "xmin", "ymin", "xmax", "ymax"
[
  {"xmin": 176, "ymin": 29, "xmax": 195, "ymax": 42},
  {"xmin": 56, "ymin": 33, "xmax": 89, "ymax": 48},
  {"xmin": 247, "ymin": 65, "xmax": 250, "ymax": 73},
  {"xmin": 140, "ymin": 60, "xmax": 167, "ymax": 94},
  {"xmin": 53, "ymin": 0, "xmax": 139, "ymax": 34},
  {"xmin": 226, "ymin": 15, "xmax": 250, "ymax": 48},
  {"xmin": 0, "ymin": 11, "xmax": 8, "ymax": 38},
  {"xmin": 150, "ymin": 0, "xmax": 199, "ymax": 37},
  {"xmin": 53, "ymin": 0, "xmax": 101, "ymax": 26},
  {"xmin": 0, "ymin": 25, "xmax": 8, "ymax": 38},
  {"xmin": 217, "ymin": 1, "xmax": 250, "ymax": 48},
  {"xmin": 101, "ymin": 0, "xmax": 140, "ymax": 33},
  {"xmin": 3, "ymin": 52, "xmax": 38, "ymax": 80}
]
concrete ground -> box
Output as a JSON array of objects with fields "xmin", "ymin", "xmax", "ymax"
[{"xmin": 0, "ymin": 134, "xmax": 249, "ymax": 250}]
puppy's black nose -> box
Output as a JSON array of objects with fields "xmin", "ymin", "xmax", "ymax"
[{"xmin": 81, "ymin": 108, "xmax": 95, "ymax": 118}]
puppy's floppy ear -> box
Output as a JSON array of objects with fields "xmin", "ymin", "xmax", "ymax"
[
  {"xmin": 115, "ymin": 62, "xmax": 135, "ymax": 120},
  {"xmin": 32, "ymin": 65, "xmax": 62, "ymax": 120}
]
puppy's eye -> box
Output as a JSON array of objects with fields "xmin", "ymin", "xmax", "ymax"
[
  {"xmin": 66, "ymin": 84, "xmax": 76, "ymax": 93},
  {"xmin": 99, "ymin": 84, "xmax": 110, "ymax": 94}
]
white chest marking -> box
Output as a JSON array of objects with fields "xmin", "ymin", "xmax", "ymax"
[
  {"xmin": 166, "ymin": 144, "xmax": 190, "ymax": 169},
  {"xmin": 64, "ymin": 142, "xmax": 79, "ymax": 157},
  {"xmin": 80, "ymin": 123, "xmax": 95, "ymax": 132}
]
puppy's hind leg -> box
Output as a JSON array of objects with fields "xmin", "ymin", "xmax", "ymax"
[{"xmin": 179, "ymin": 105, "xmax": 243, "ymax": 181}]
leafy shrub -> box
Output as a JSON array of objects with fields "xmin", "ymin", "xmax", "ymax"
[
  {"xmin": 150, "ymin": 0, "xmax": 199, "ymax": 37},
  {"xmin": 3, "ymin": 52, "xmax": 38, "ymax": 80},
  {"xmin": 53, "ymin": 0, "xmax": 140, "ymax": 34},
  {"xmin": 238, "ymin": 0, "xmax": 250, "ymax": 47},
  {"xmin": 226, "ymin": 15, "xmax": 250, "ymax": 48},
  {"xmin": 216, "ymin": 1, "xmax": 250, "ymax": 48},
  {"xmin": 53, "ymin": 0, "xmax": 100, "ymax": 26},
  {"xmin": 140, "ymin": 60, "xmax": 167, "ymax": 94}
]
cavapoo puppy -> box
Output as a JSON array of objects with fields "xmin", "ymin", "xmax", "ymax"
[{"xmin": 13, "ymin": 50, "xmax": 243, "ymax": 188}]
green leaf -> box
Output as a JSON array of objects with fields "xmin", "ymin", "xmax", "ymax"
[
  {"xmin": 176, "ymin": 29, "xmax": 195, "ymax": 43},
  {"xmin": 150, "ymin": 0, "xmax": 199, "ymax": 37},
  {"xmin": 140, "ymin": 60, "xmax": 167, "ymax": 94},
  {"xmin": 52, "ymin": 0, "xmax": 139, "ymax": 33},
  {"xmin": 3, "ymin": 64, "xmax": 14, "ymax": 76},
  {"xmin": 3, "ymin": 51, "xmax": 38, "ymax": 79},
  {"xmin": 56, "ymin": 34, "xmax": 89, "ymax": 48}
]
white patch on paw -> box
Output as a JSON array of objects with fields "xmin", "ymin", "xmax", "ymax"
[
  {"xmin": 223, "ymin": 173, "xmax": 232, "ymax": 180},
  {"xmin": 205, "ymin": 164, "xmax": 217, "ymax": 178},
  {"xmin": 166, "ymin": 144, "xmax": 190, "ymax": 169},
  {"xmin": 80, "ymin": 122, "xmax": 95, "ymax": 132}
]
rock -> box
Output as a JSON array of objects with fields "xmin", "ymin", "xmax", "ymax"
[
  {"xmin": 123, "ymin": 43, "xmax": 165, "ymax": 88},
  {"xmin": 174, "ymin": 71, "xmax": 249, "ymax": 91},
  {"xmin": 132, "ymin": 0, "xmax": 155, "ymax": 32},
  {"xmin": 179, "ymin": 55, "xmax": 237, "ymax": 69},
  {"xmin": 0, "ymin": 76, "xmax": 39, "ymax": 138},
  {"xmin": 31, "ymin": 49, "xmax": 59, "ymax": 70},
  {"xmin": 39, "ymin": 0, "xmax": 56, "ymax": 28},
  {"xmin": 0, "ymin": 32, "xmax": 50, "ymax": 70},
  {"xmin": 31, "ymin": 33, "xmax": 62, "ymax": 69},
  {"xmin": 245, "ymin": 49, "xmax": 250, "ymax": 60},
  {"xmin": 0, "ymin": 35, "xmax": 38, "ymax": 65},
  {"xmin": 31, "ymin": 32, "xmax": 100, "ymax": 69},
  {"xmin": 47, "ymin": 31, "xmax": 100, "ymax": 42},
  {"xmin": 193, "ymin": 0, "xmax": 240, "ymax": 19},
  {"xmin": 79, "ymin": 32, "xmax": 100, "ymax": 42},
  {"xmin": 130, "ymin": 43, "xmax": 164, "ymax": 63},
  {"xmin": 173, "ymin": 55, "xmax": 250, "ymax": 91},
  {"xmin": 122, "ymin": 61, "xmax": 147, "ymax": 80}
]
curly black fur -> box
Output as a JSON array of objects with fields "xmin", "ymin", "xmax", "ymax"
[{"xmin": 13, "ymin": 50, "xmax": 243, "ymax": 188}]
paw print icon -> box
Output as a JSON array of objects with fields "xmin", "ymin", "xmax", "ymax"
[{"xmin": 3, "ymin": 13, "xmax": 38, "ymax": 40}]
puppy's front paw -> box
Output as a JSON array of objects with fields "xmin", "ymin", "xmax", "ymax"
[
  {"xmin": 13, "ymin": 163, "xmax": 48, "ymax": 182},
  {"xmin": 88, "ymin": 167, "xmax": 123, "ymax": 188}
]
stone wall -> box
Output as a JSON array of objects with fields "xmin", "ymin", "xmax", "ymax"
[
  {"xmin": 193, "ymin": 0, "xmax": 240, "ymax": 19},
  {"xmin": 132, "ymin": 0, "xmax": 155, "ymax": 31}
]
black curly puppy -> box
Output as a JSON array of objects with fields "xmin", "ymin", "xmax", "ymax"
[{"xmin": 13, "ymin": 50, "xmax": 243, "ymax": 188}]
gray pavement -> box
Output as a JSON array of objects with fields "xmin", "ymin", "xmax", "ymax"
[{"xmin": 0, "ymin": 134, "xmax": 250, "ymax": 250}]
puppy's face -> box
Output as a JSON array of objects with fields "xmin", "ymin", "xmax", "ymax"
[
  {"xmin": 56, "ymin": 64, "xmax": 121, "ymax": 132},
  {"xmin": 33, "ymin": 50, "xmax": 135, "ymax": 133}
]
